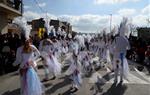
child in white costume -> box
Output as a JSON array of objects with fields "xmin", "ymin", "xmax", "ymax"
[
  {"xmin": 13, "ymin": 39, "xmax": 44, "ymax": 95},
  {"xmin": 61, "ymin": 41, "xmax": 69, "ymax": 63},
  {"xmin": 101, "ymin": 40, "xmax": 113, "ymax": 71},
  {"xmin": 91, "ymin": 39, "xmax": 99, "ymax": 56},
  {"xmin": 65, "ymin": 40, "xmax": 82, "ymax": 92},
  {"xmin": 40, "ymin": 38, "xmax": 62, "ymax": 80},
  {"xmin": 66, "ymin": 53, "xmax": 82, "ymax": 92},
  {"xmin": 79, "ymin": 49, "xmax": 91, "ymax": 75},
  {"xmin": 39, "ymin": 36, "xmax": 55, "ymax": 81},
  {"xmin": 98, "ymin": 38, "xmax": 105, "ymax": 60},
  {"xmin": 53, "ymin": 39, "xmax": 62, "ymax": 59},
  {"xmin": 62, "ymin": 43, "xmax": 68, "ymax": 54}
]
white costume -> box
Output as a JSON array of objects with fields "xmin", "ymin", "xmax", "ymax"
[
  {"xmin": 40, "ymin": 40, "xmax": 62, "ymax": 77},
  {"xmin": 101, "ymin": 42, "xmax": 112, "ymax": 69},
  {"xmin": 62, "ymin": 45, "xmax": 68, "ymax": 54},
  {"xmin": 53, "ymin": 40, "xmax": 62, "ymax": 59},
  {"xmin": 65, "ymin": 40, "xmax": 82, "ymax": 89},
  {"xmin": 112, "ymin": 18, "xmax": 131, "ymax": 83},
  {"xmin": 13, "ymin": 17, "xmax": 43, "ymax": 95},
  {"xmin": 91, "ymin": 40, "xmax": 99, "ymax": 55},
  {"xmin": 39, "ymin": 39, "xmax": 53, "ymax": 80},
  {"xmin": 79, "ymin": 51, "xmax": 91, "ymax": 73},
  {"xmin": 13, "ymin": 45, "xmax": 43, "ymax": 95},
  {"xmin": 98, "ymin": 39, "xmax": 105, "ymax": 59},
  {"xmin": 66, "ymin": 54, "xmax": 82, "ymax": 88}
]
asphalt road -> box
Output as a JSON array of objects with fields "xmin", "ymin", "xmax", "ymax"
[{"xmin": 0, "ymin": 59, "xmax": 150, "ymax": 95}]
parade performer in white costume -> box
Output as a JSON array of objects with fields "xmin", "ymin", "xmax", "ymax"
[
  {"xmin": 60, "ymin": 40, "xmax": 69, "ymax": 63},
  {"xmin": 40, "ymin": 36, "xmax": 62, "ymax": 80},
  {"xmin": 79, "ymin": 48, "xmax": 91, "ymax": 75},
  {"xmin": 91, "ymin": 39, "xmax": 99, "ymax": 56},
  {"xmin": 39, "ymin": 33, "xmax": 54, "ymax": 81},
  {"xmin": 112, "ymin": 18, "xmax": 131, "ymax": 83},
  {"xmin": 53, "ymin": 38, "xmax": 62, "ymax": 59},
  {"xmin": 65, "ymin": 38, "xmax": 82, "ymax": 93},
  {"xmin": 13, "ymin": 17, "xmax": 43, "ymax": 95},
  {"xmin": 61, "ymin": 42, "xmax": 68, "ymax": 54},
  {"xmin": 67, "ymin": 53, "xmax": 82, "ymax": 92},
  {"xmin": 101, "ymin": 38, "xmax": 113, "ymax": 72},
  {"xmin": 98, "ymin": 37, "xmax": 105, "ymax": 60}
]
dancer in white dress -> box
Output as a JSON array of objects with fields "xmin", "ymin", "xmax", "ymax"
[
  {"xmin": 39, "ymin": 33, "xmax": 54, "ymax": 81},
  {"xmin": 13, "ymin": 17, "xmax": 44, "ymax": 95},
  {"xmin": 61, "ymin": 41, "xmax": 69, "ymax": 63},
  {"xmin": 13, "ymin": 38, "xmax": 43, "ymax": 95},
  {"xmin": 40, "ymin": 37, "xmax": 62, "ymax": 80},
  {"xmin": 79, "ymin": 49, "xmax": 90, "ymax": 75},
  {"xmin": 65, "ymin": 39, "xmax": 82, "ymax": 93},
  {"xmin": 66, "ymin": 53, "xmax": 82, "ymax": 93}
]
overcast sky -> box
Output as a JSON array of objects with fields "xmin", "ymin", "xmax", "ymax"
[{"xmin": 23, "ymin": 0, "xmax": 150, "ymax": 33}]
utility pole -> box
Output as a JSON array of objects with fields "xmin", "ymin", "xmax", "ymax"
[
  {"xmin": 109, "ymin": 14, "xmax": 112, "ymax": 33},
  {"xmin": 46, "ymin": 11, "xmax": 48, "ymax": 26}
]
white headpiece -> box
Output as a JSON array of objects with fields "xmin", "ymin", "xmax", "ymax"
[
  {"xmin": 119, "ymin": 17, "xmax": 130, "ymax": 37},
  {"xmin": 13, "ymin": 17, "xmax": 31, "ymax": 40}
]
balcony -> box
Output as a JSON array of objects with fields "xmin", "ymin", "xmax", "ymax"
[{"xmin": 0, "ymin": 0, "xmax": 23, "ymax": 18}]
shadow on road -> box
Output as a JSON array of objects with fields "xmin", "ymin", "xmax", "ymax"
[
  {"xmin": 61, "ymin": 65, "xmax": 69, "ymax": 73},
  {"xmin": 59, "ymin": 88, "xmax": 73, "ymax": 95},
  {"xmin": 2, "ymin": 88, "xmax": 20, "ymax": 95},
  {"xmin": 102, "ymin": 82, "xmax": 127, "ymax": 95},
  {"xmin": 44, "ymin": 82, "xmax": 53, "ymax": 88},
  {"xmin": 46, "ymin": 76, "xmax": 71, "ymax": 94},
  {"xmin": 10, "ymin": 72, "xmax": 19, "ymax": 76}
]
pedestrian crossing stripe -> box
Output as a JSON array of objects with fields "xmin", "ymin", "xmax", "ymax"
[
  {"xmin": 89, "ymin": 71, "xmax": 150, "ymax": 84},
  {"xmin": 134, "ymin": 67, "xmax": 150, "ymax": 83}
]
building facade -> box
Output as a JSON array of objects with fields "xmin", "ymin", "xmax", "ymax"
[
  {"xmin": 50, "ymin": 19, "xmax": 72, "ymax": 33},
  {"xmin": 137, "ymin": 27, "xmax": 150, "ymax": 43},
  {"xmin": 0, "ymin": 0, "xmax": 23, "ymax": 34},
  {"xmin": 28, "ymin": 19, "xmax": 73, "ymax": 38},
  {"xmin": 27, "ymin": 18, "xmax": 45, "ymax": 38}
]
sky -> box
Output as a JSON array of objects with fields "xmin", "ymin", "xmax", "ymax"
[{"xmin": 23, "ymin": 0, "xmax": 150, "ymax": 33}]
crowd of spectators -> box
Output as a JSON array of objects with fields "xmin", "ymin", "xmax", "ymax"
[
  {"xmin": 127, "ymin": 36, "xmax": 150, "ymax": 72},
  {"xmin": 0, "ymin": 32, "xmax": 21, "ymax": 75}
]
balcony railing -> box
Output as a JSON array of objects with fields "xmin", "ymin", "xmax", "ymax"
[{"xmin": 0, "ymin": 0, "xmax": 23, "ymax": 14}]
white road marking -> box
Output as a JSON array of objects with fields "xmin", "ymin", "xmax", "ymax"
[
  {"xmin": 89, "ymin": 71, "xmax": 150, "ymax": 84},
  {"xmin": 134, "ymin": 67, "xmax": 150, "ymax": 82}
]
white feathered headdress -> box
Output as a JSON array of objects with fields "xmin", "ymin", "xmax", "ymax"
[
  {"xmin": 118, "ymin": 17, "xmax": 130, "ymax": 37},
  {"xmin": 13, "ymin": 17, "xmax": 31, "ymax": 40}
]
